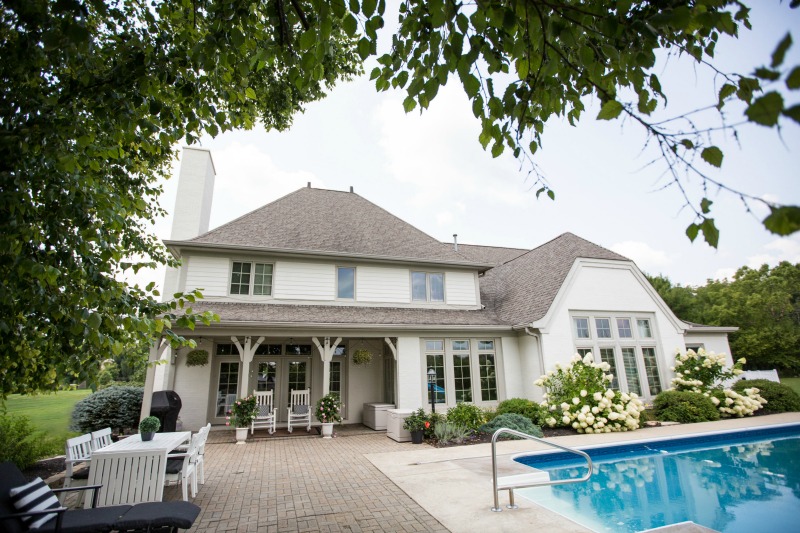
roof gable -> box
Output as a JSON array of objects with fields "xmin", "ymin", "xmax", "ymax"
[
  {"xmin": 481, "ymin": 233, "xmax": 630, "ymax": 325},
  {"xmin": 184, "ymin": 187, "xmax": 478, "ymax": 265}
]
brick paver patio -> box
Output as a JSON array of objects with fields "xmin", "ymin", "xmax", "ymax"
[{"xmin": 162, "ymin": 426, "xmax": 450, "ymax": 533}]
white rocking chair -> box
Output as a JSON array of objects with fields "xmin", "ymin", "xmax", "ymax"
[
  {"xmin": 251, "ymin": 390, "xmax": 277, "ymax": 435},
  {"xmin": 287, "ymin": 389, "xmax": 311, "ymax": 433}
]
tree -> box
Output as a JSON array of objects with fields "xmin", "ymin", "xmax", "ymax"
[
  {"xmin": 649, "ymin": 263, "xmax": 800, "ymax": 375},
  {"xmin": 0, "ymin": 0, "xmax": 361, "ymax": 396},
  {"xmin": 367, "ymin": 0, "xmax": 800, "ymax": 246}
]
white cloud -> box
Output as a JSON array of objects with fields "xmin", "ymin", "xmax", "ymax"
[
  {"xmin": 611, "ymin": 241, "xmax": 673, "ymax": 273},
  {"xmin": 710, "ymin": 235, "xmax": 800, "ymax": 281},
  {"xmin": 712, "ymin": 267, "xmax": 737, "ymax": 282}
]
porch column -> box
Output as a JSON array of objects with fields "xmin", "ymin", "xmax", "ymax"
[
  {"xmin": 384, "ymin": 337, "xmax": 397, "ymax": 360},
  {"xmin": 312, "ymin": 336, "xmax": 342, "ymax": 396},
  {"xmin": 140, "ymin": 336, "xmax": 170, "ymax": 422},
  {"xmin": 232, "ymin": 335, "xmax": 265, "ymax": 396}
]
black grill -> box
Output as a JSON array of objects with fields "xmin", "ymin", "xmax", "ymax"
[{"xmin": 150, "ymin": 390, "xmax": 182, "ymax": 432}]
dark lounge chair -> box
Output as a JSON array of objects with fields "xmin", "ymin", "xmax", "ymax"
[{"xmin": 0, "ymin": 462, "xmax": 200, "ymax": 533}]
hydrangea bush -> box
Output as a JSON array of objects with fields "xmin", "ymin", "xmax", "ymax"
[
  {"xmin": 536, "ymin": 353, "xmax": 646, "ymax": 434},
  {"xmin": 669, "ymin": 349, "xmax": 765, "ymax": 418}
]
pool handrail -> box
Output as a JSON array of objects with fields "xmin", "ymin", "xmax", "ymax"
[{"xmin": 491, "ymin": 427, "xmax": 593, "ymax": 512}]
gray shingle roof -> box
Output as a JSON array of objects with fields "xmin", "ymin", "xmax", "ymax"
[
  {"xmin": 480, "ymin": 233, "xmax": 630, "ymax": 325},
  {"xmin": 187, "ymin": 301, "xmax": 505, "ymax": 327},
  {"xmin": 183, "ymin": 187, "xmax": 483, "ymax": 265},
  {"xmin": 452, "ymin": 244, "xmax": 528, "ymax": 266}
]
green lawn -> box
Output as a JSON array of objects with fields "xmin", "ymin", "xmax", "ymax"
[
  {"xmin": 4, "ymin": 389, "xmax": 92, "ymax": 455},
  {"xmin": 782, "ymin": 377, "xmax": 800, "ymax": 396}
]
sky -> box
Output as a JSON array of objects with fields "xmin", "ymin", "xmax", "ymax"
[{"xmin": 137, "ymin": 2, "xmax": 799, "ymax": 292}]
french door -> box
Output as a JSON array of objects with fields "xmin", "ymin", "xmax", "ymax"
[{"xmin": 253, "ymin": 358, "xmax": 310, "ymax": 422}]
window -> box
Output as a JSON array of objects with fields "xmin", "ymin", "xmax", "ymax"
[
  {"xmin": 621, "ymin": 347, "xmax": 641, "ymax": 396},
  {"xmin": 411, "ymin": 271, "xmax": 445, "ymax": 302},
  {"xmin": 337, "ymin": 267, "xmax": 355, "ymax": 299},
  {"xmin": 574, "ymin": 317, "xmax": 590, "ymax": 339},
  {"xmin": 452, "ymin": 342, "xmax": 472, "ymax": 403},
  {"xmin": 596, "ymin": 318, "xmax": 612, "ymax": 338},
  {"xmin": 230, "ymin": 261, "xmax": 273, "ymax": 296},
  {"xmin": 637, "ymin": 319, "xmax": 652, "ymax": 339},
  {"xmin": 641, "ymin": 348, "xmax": 662, "ymax": 395},
  {"xmin": 426, "ymin": 345, "xmax": 446, "ymax": 405},
  {"xmin": 256, "ymin": 361, "xmax": 277, "ymax": 392},
  {"xmin": 617, "ymin": 318, "xmax": 633, "ymax": 338},
  {"xmin": 329, "ymin": 361, "xmax": 342, "ymax": 400},
  {"xmin": 254, "ymin": 344, "xmax": 282, "ymax": 356},
  {"xmin": 599, "ymin": 347, "xmax": 619, "ymax": 388},
  {"xmin": 478, "ymin": 343, "xmax": 498, "ymax": 401}
]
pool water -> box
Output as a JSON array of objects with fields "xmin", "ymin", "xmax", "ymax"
[{"xmin": 516, "ymin": 424, "xmax": 800, "ymax": 532}]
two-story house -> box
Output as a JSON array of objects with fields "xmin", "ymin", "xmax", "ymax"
[{"xmin": 144, "ymin": 147, "xmax": 735, "ymax": 431}]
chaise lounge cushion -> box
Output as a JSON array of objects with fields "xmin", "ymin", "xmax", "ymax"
[
  {"xmin": 113, "ymin": 501, "xmax": 200, "ymax": 531},
  {"xmin": 33, "ymin": 505, "xmax": 132, "ymax": 533}
]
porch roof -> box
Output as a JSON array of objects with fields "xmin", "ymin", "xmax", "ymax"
[{"xmin": 183, "ymin": 301, "xmax": 507, "ymax": 329}]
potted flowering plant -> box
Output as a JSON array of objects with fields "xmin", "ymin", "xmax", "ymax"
[
  {"xmin": 226, "ymin": 394, "xmax": 257, "ymax": 443},
  {"xmin": 403, "ymin": 408, "xmax": 428, "ymax": 444},
  {"xmin": 315, "ymin": 393, "xmax": 342, "ymax": 438}
]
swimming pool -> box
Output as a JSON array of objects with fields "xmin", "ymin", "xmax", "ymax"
[{"xmin": 516, "ymin": 423, "xmax": 800, "ymax": 532}]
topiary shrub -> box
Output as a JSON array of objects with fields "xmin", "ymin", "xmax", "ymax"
[
  {"xmin": 0, "ymin": 415, "xmax": 55, "ymax": 469},
  {"xmin": 446, "ymin": 403, "xmax": 485, "ymax": 431},
  {"xmin": 478, "ymin": 413, "xmax": 543, "ymax": 438},
  {"xmin": 732, "ymin": 379, "xmax": 800, "ymax": 413},
  {"xmin": 496, "ymin": 398, "xmax": 546, "ymax": 426},
  {"xmin": 70, "ymin": 386, "xmax": 144, "ymax": 434},
  {"xmin": 653, "ymin": 390, "xmax": 720, "ymax": 423}
]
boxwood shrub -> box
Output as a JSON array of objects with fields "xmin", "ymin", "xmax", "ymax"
[
  {"xmin": 495, "ymin": 398, "xmax": 546, "ymax": 426},
  {"xmin": 446, "ymin": 403, "xmax": 485, "ymax": 431},
  {"xmin": 653, "ymin": 390, "xmax": 720, "ymax": 424},
  {"xmin": 478, "ymin": 413, "xmax": 543, "ymax": 438},
  {"xmin": 70, "ymin": 386, "xmax": 144, "ymax": 434},
  {"xmin": 732, "ymin": 379, "xmax": 800, "ymax": 413}
]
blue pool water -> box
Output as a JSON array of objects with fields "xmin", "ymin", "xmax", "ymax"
[{"xmin": 516, "ymin": 424, "xmax": 800, "ymax": 532}]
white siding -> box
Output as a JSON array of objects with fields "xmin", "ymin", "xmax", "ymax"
[
  {"xmin": 170, "ymin": 343, "xmax": 213, "ymax": 431},
  {"xmin": 445, "ymin": 271, "xmax": 477, "ymax": 305},
  {"xmin": 183, "ymin": 255, "xmax": 229, "ymax": 297},
  {"xmin": 356, "ymin": 266, "xmax": 410, "ymax": 303},
  {"xmin": 274, "ymin": 261, "xmax": 335, "ymax": 300}
]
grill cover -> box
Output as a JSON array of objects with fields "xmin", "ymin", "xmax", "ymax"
[{"xmin": 150, "ymin": 390, "xmax": 182, "ymax": 432}]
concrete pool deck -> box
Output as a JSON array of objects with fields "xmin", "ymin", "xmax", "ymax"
[{"xmin": 61, "ymin": 412, "xmax": 799, "ymax": 532}]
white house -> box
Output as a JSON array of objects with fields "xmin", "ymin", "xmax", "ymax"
[{"xmin": 143, "ymin": 147, "xmax": 736, "ymax": 431}]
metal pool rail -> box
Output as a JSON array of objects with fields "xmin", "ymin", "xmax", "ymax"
[{"xmin": 491, "ymin": 428, "xmax": 593, "ymax": 512}]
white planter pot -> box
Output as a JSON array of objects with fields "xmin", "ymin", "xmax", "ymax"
[
  {"xmin": 235, "ymin": 427, "xmax": 248, "ymax": 444},
  {"xmin": 321, "ymin": 422, "xmax": 334, "ymax": 439}
]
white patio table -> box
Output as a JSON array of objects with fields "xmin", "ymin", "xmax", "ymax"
[{"xmin": 86, "ymin": 431, "xmax": 191, "ymax": 507}]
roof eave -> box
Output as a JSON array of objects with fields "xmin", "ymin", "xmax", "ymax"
[
  {"xmin": 175, "ymin": 321, "xmax": 512, "ymax": 331},
  {"xmin": 163, "ymin": 240, "xmax": 494, "ymax": 270}
]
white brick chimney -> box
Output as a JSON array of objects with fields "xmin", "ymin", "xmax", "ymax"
[{"xmin": 170, "ymin": 147, "xmax": 216, "ymax": 240}]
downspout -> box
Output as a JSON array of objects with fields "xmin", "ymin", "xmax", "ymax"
[{"xmin": 524, "ymin": 326, "xmax": 545, "ymax": 379}]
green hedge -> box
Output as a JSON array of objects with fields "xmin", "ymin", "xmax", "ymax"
[
  {"xmin": 732, "ymin": 379, "xmax": 800, "ymax": 413},
  {"xmin": 653, "ymin": 390, "xmax": 720, "ymax": 424},
  {"xmin": 479, "ymin": 413, "xmax": 543, "ymax": 438},
  {"xmin": 495, "ymin": 397, "xmax": 546, "ymax": 426}
]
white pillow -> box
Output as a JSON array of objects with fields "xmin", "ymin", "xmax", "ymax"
[{"xmin": 9, "ymin": 477, "xmax": 61, "ymax": 529}]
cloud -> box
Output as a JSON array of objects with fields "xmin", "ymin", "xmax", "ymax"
[
  {"xmin": 711, "ymin": 235, "xmax": 800, "ymax": 281},
  {"xmin": 610, "ymin": 241, "xmax": 673, "ymax": 273}
]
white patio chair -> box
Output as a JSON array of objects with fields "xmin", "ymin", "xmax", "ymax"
[
  {"xmin": 62, "ymin": 433, "xmax": 93, "ymax": 503},
  {"xmin": 90, "ymin": 427, "xmax": 113, "ymax": 451},
  {"xmin": 251, "ymin": 390, "xmax": 277, "ymax": 435},
  {"xmin": 164, "ymin": 433, "xmax": 200, "ymax": 501},
  {"xmin": 86, "ymin": 449, "xmax": 168, "ymax": 507},
  {"xmin": 195, "ymin": 423, "xmax": 211, "ymax": 486},
  {"xmin": 287, "ymin": 389, "xmax": 311, "ymax": 433}
]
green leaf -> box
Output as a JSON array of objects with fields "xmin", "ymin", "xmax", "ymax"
[
  {"xmin": 299, "ymin": 29, "xmax": 316, "ymax": 51},
  {"xmin": 403, "ymin": 96, "xmax": 417, "ymax": 113},
  {"xmin": 87, "ymin": 313, "xmax": 102, "ymax": 330},
  {"xmin": 700, "ymin": 198, "xmax": 713, "ymax": 215},
  {"xmin": 783, "ymin": 104, "xmax": 800, "ymax": 125},
  {"xmin": 357, "ymin": 37, "xmax": 372, "ymax": 60},
  {"xmin": 462, "ymin": 73, "xmax": 481, "ymax": 99},
  {"xmin": 701, "ymin": 146, "xmax": 723, "ymax": 168},
  {"xmin": 717, "ymin": 83, "xmax": 736, "ymax": 109},
  {"xmin": 245, "ymin": 87, "xmax": 256, "ymax": 100},
  {"xmin": 771, "ymin": 33, "xmax": 792, "ymax": 68},
  {"xmin": 745, "ymin": 91, "xmax": 784, "ymax": 126},
  {"xmin": 701, "ymin": 218, "xmax": 720, "ymax": 248},
  {"xmin": 763, "ymin": 206, "xmax": 800, "ymax": 236},
  {"xmin": 786, "ymin": 67, "xmax": 800, "ymax": 90},
  {"xmin": 686, "ymin": 223, "xmax": 699, "ymax": 242},
  {"xmin": 362, "ymin": 0, "xmax": 377, "ymax": 17},
  {"xmin": 369, "ymin": 67, "xmax": 381, "ymax": 81},
  {"xmin": 343, "ymin": 13, "xmax": 358, "ymax": 36},
  {"xmin": 597, "ymin": 100, "xmax": 624, "ymax": 120},
  {"xmin": 754, "ymin": 67, "xmax": 780, "ymax": 81},
  {"xmin": 547, "ymin": 189, "xmax": 555, "ymax": 201},
  {"xmin": 679, "ymin": 139, "xmax": 694, "ymax": 150}
]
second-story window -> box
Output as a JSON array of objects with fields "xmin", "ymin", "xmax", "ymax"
[
  {"xmin": 411, "ymin": 271, "xmax": 445, "ymax": 302},
  {"xmin": 230, "ymin": 261, "xmax": 273, "ymax": 296},
  {"xmin": 337, "ymin": 266, "xmax": 355, "ymax": 299}
]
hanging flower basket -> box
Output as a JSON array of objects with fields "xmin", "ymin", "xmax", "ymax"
[
  {"xmin": 352, "ymin": 349, "xmax": 373, "ymax": 366},
  {"xmin": 186, "ymin": 349, "xmax": 209, "ymax": 367}
]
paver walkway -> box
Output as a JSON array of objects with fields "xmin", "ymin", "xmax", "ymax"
[{"xmin": 167, "ymin": 427, "xmax": 449, "ymax": 533}]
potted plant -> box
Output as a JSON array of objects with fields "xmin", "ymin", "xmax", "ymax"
[
  {"xmin": 315, "ymin": 393, "xmax": 343, "ymax": 439},
  {"xmin": 352, "ymin": 349, "xmax": 373, "ymax": 366},
  {"xmin": 138, "ymin": 416, "xmax": 160, "ymax": 442},
  {"xmin": 226, "ymin": 395, "xmax": 257, "ymax": 443},
  {"xmin": 403, "ymin": 408, "xmax": 428, "ymax": 444}
]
